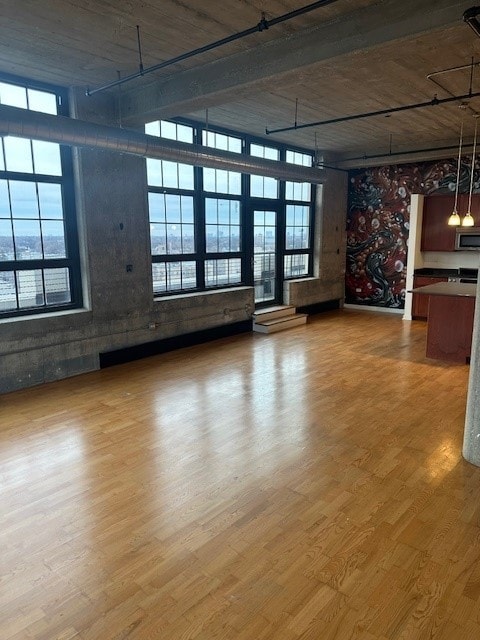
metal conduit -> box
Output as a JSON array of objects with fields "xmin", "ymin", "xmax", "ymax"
[
  {"xmin": 0, "ymin": 105, "xmax": 325, "ymax": 183},
  {"xmin": 86, "ymin": 0, "xmax": 341, "ymax": 96},
  {"xmin": 337, "ymin": 142, "xmax": 475, "ymax": 165},
  {"xmin": 266, "ymin": 90, "xmax": 480, "ymax": 135}
]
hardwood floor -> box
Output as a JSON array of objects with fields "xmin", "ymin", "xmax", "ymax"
[{"xmin": 2, "ymin": 309, "xmax": 479, "ymax": 640}]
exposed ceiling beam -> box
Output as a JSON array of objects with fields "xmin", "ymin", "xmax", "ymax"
[{"xmin": 119, "ymin": 0, "xmax": 474, "ymax": 125}]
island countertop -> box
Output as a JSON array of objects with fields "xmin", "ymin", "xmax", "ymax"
[{"xmin": 411, "ymin": 281, "xmax": 477, "ymax": 297}]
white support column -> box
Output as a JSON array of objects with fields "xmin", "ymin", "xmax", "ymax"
[
  {"xmin": 463, "ymin": 268, "xmax": 480, "ymax": 465},
  {"xmin": 404, "ymin": 194, "xmax": 425, "ymax": 320}
]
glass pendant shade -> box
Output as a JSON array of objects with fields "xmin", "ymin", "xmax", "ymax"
[
  {"xmin": 462, "ymin": 212, "xmax": 475, "ymax": 226},
  {"xmin": 448, "ymin": 211, "xmax": 461, "ymax": 225}
]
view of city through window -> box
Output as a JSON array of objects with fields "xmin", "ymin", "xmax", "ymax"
[
  {"xmin": 146, "ymin": 120, "xmax": 314, "ymax": 300},
  {"xmin": 0, "ymin": 77, "xmax": 78, "ymax": 316}
]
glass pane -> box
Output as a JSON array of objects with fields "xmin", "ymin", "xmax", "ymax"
[
  {"xmin": 160, "ymin": 120, "xmax": 177, "ymax": 140},
  {"xmin": 167, "ymin": 223, "xmax": 182, "ymax": 254},
  {"xmin": 13, "ymin": 218, "xmax": 43, "ymax": 259},
  {"xmin": 148, "ymin": 192, "xmax": 166, "ymax": 222},
  {"xmin": 203, "ymin": 169, "xmax": 216, "ymax": 192},
  {"xmin": 0, "ymin": 83, "xmax": 27, "ymax": 108},
  {"xmin": 177, "ymin": 163, "xmax": 194, "ymax": 190},
  {"xmin": 145, "ymin": 121, "xmax": 160, "ymax": 136},
  {"xmin": 182, "ymin": 224, "xmax": 195, "ymax": 253},
  {"xmin": 27, "ymin": 89, "xmax": 57, "ymax": 114},
  {"xmin": 284, "ymin": 254, "xmax": 308, "ymax": 278},
  {"xmin": 205, "ymin": 258, "xmax": 241, "ymax": 287},
  {"xmin": 9, "ymin": 181, "xmax": 39, "ymax": 218},
  {"xmin": 32, "ymin": 141, "xmax": 62, "ymax": 175},
  {"xmin": 264, "ymin": 177, "xmax": 278, "ymax": 199},
  {"xmin": 146, "ymin": 158, "xmax": 162, "ymax": 186},
  {"xmin": 165, "ymin": 194, "xmax": 181, "ymax": 223},
  {"xmin": 177, "ymin": 124, "xmax": 193, "ymax": 143},
  {"xmin": 44, "ymin": 268, "xmax": 71, "ymax": 304},
  {"xmin": 42, "ymin": 220, "xmax": 66, "ymax": 257},
  {"xmin": 265, "ymin": 211, "xmax": 276, "ymax": 226},
  {"xmin": 38, "ymin": 183, "xmax": 63, "ymax": 219},
  {"xmin": 0, "ymin": 271, "xmax": 17, "ymax": 311},
  {"xmin": 0, "ymin": 219, "xmax": 14, "ymax": 260},
  {"xmin": 286, "ymin": 206, "xmax": 295, "ymax": 226},
  {"xmin": 206, "ymin": 226, "xmax": 218, "ymax": 252},
  {"xmin": 152, "ymin": 262, "xmax": 167, "ymax": 293},
  {"xmin": 228, "ymin": 172, "xmax": 242, "ymax": 194},
  {"xmin": 205, "ymin": 199, "xmax": 217, "ymax": 223},
  {"xmin": 181, "ymin": 196, "xmax": 194, "ymax": 223},
  {"xmin": 0, "ymin": 141, "xmax": 4, "ymax": 171},
  {"xmin": 216, "ymin": 170, "xmax": 228, "ymax": 193},
  {"xmin": 4, "ymin": 137, "xmax": 33, "ymax": 173},
  {"xmin": 230, "ymin": 201, "xmax": 240, "ymax": 225},
  {"xmin": 162, "ymin": 161, "xmax": 179, "ymax": 188},
  {"xmin": 250, "ymin": 175, "xmax": 264, "ymax": 198},
  {"xmin": 165, "ymin": 261, "xmax": 196, "ymax": 290},
  {"xmin": 150, "ymin": 223, "xmax": 167, "ymax": 254},
  {"xmin": 0, "ymin": 180, "xmax": 10, "ymax": 217},
  {"xmin": 17, "ymin": 269, "xmax": 44, "ymax": 308}
]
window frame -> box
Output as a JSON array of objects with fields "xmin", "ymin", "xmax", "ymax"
[
  {"xmin": 0, "ymin": 72, "xmax": 81, "ymax": 319},
  {"xmin": 146, "ymin": 117, "xmax": 316, "ymax": 296}
]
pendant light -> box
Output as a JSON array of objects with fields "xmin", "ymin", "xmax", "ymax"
[
  {"xmin": 448, "ymin": 117, "xmax": 464, "ymax": 226},
  {"xmin": 462, "ymin": 115, "xmax": 479, "ymax": 227}
]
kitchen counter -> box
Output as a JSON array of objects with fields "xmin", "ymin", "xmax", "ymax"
[
  {"xmin": 411, "ymin": 281, "xmax": 477, "ymax": 297},
  {"xmin": 410, "ymin": 282, "xmax": 476, "ymax": 363}
]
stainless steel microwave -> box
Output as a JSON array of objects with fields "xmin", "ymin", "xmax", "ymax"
[{"xmin": 455, "ymin": 228, "xmax": 480, "ymax": 250}]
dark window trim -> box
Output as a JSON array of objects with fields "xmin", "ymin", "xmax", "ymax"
[
  {"xmin": 147, "ymin": 117, "xmax": 316, "ymax": 296},
  {"xmin": 0, "ymin": 72, "xmax": 81, "ymax": 319}
]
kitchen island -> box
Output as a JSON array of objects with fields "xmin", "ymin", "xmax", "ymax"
[{"xmin": 410, "ymin": 281, "xmax": 477, "ymax": 363}]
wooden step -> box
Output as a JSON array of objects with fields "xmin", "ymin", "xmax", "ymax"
[
  {"xmin": 252, "ymin": 305, "xmax": 296, "ymax": 322},
  {"xmin": 253, "ymin": 313, "xmax": 308, "ymax": 333}
]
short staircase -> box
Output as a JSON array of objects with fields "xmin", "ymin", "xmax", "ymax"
[{"xmin": 252, "ymin": 305, "xmax": 308, "ymax": 334}]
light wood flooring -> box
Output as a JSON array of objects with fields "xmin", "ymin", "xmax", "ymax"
[{"xmin": 2, "ymin": 309, "xmax": 480, "ymax": 640}]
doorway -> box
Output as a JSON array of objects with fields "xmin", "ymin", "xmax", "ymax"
[{"xmin": 251, "ymin": 206, "xmax": 281, "ymax": 306}]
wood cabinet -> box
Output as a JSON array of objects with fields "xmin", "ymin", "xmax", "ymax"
[
  {"xmin": 421, "ymin": 195, "xmax": 457, "ymax": 251},
  {"xmin": 412, "ymin": 276, "xmax": 448, "ymax": 319},
  {"xmin": 421, "ymin": 194, "xmax": 480, "ymax": 252}
]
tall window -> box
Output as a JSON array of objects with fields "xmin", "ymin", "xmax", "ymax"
[
  {"xmin": 284, "ymin": 150, "xmax": 313, "ymax": 278},
  {"xmin": 146, "ymin": 121, "xmax": 197, "ymax": 293},
  {"xmin": 249, "ymin": 144, "xmax": 279, "ymax": 199},
  {"xmin": 0, "ymin": 75, "xmax": 80, "ymax": 317},
  {"xmin": 146, "ymin": 119, "xmax": 314, "ymax": 296}
]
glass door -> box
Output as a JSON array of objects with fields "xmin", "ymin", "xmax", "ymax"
[{"xmin": 252, "ymin": 207, "xmax": 281, "ymax": 306}]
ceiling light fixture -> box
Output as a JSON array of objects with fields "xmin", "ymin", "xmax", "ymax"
[{"xmin": 462, "ymin": 115, "xmax": 479, "ymax": 226}]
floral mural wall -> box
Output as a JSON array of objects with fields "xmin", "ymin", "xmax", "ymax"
[{"xmin": 346, "ymin": 157, "xmax": 473, "ymax": 308}]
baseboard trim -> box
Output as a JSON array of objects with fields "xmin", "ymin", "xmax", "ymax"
[{"xmin": 99, "ymin": 320, "xmax": 252, "ymax": 368}]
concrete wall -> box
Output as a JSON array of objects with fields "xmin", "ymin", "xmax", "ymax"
[{"xmin": 0, "ymin": 97, "xmax": 346, "ymax": 394}]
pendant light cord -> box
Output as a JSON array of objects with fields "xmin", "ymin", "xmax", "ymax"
[
  {"xmin": 468, "ymin": 117, "xmax": 478, "ymax": 214},
  {"xmin": 454, "ymin": 119, "xmax": 464, "ymax": 213}
]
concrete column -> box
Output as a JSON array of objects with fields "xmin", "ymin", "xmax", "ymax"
[{"xmin": 463, "ymin": 271, "xmax": 480, "ymax": 465}]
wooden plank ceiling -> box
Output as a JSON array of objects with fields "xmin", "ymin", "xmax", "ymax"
[{"xmin": 2, "ymin": 0, "xmax": 480, "ymax": 160}]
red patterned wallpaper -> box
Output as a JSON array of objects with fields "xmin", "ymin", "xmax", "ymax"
[{"xmin": 346, "ymin": 158, "xmax": 474, "ymax": 308}]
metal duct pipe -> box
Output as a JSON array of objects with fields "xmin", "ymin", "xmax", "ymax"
[{"xmin": 0, "ymin": 105, "xmax": 325, "ymax": 183}]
